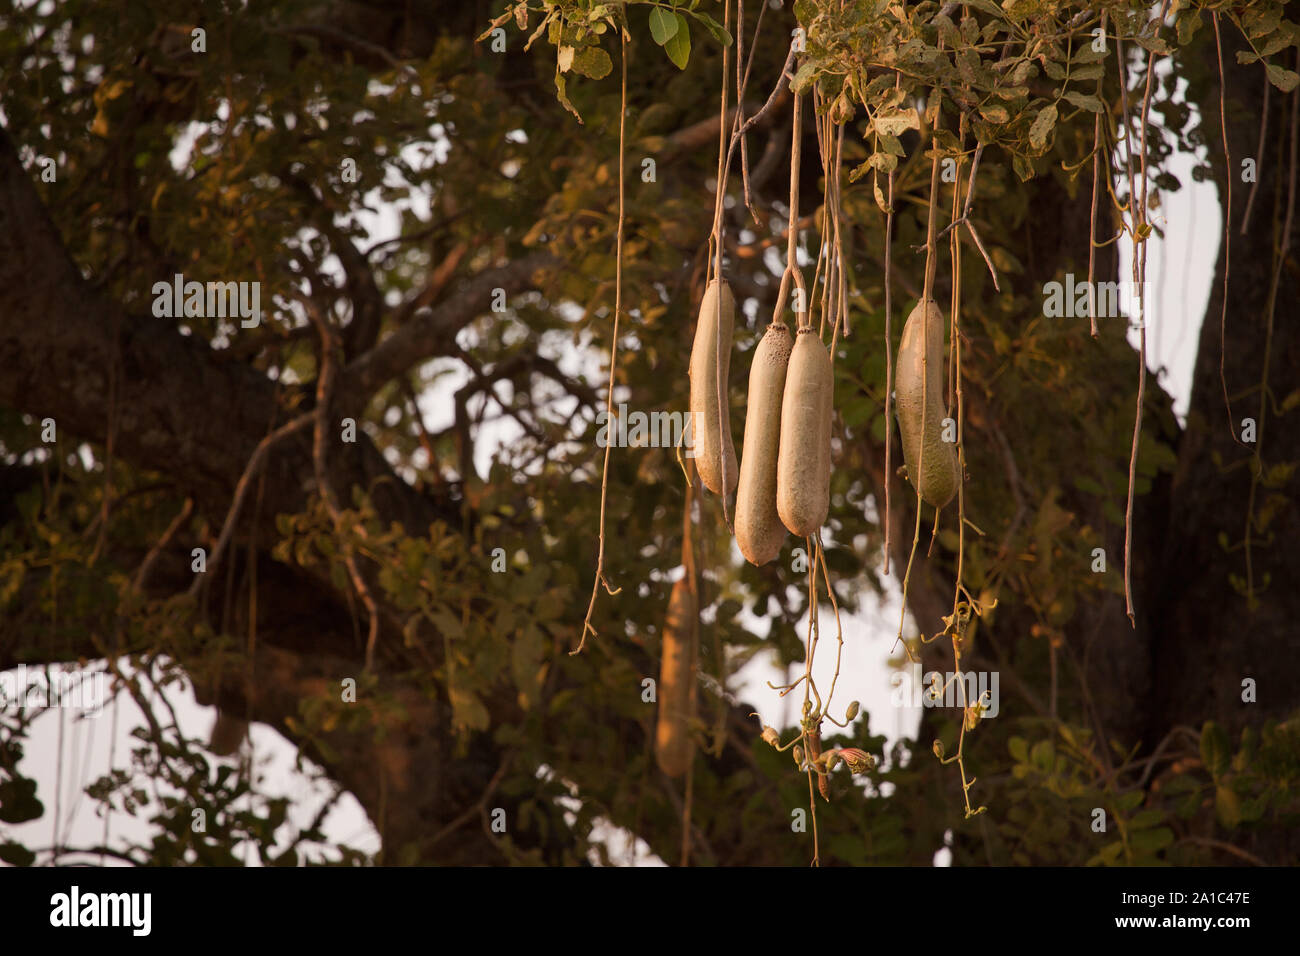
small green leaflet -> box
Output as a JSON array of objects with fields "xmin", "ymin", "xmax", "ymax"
[
  {"xmin": 1266, "ymin": 64, "xmax": 1300, "ymax": 93},
  {"xmin": 573, "ymin": 46, "xmax": 613, "ymax": 80},
  {"xmin": 648, "ymin": 7, "xmax": 678, "ymax": 45},
  {"xmin": 1029, "ymin": 103, "xmax": 1058, "ymax": 151},
  {"xmin": 1061, "ymin": 91, "xmax": 1104, "ymax": 113},
  {"xmin": 664, "ymin": 13, "xmax": 691, "ymax": 70}
]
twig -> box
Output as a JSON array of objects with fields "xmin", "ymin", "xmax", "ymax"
[
  {"xmin": 269, "ymin": 24, "xmax": 417, "ymax": 77},
  {"xmin": 733, "ymin": 0, "xmax": 769, "ymax": 220},
  {"xmin": 1240, "ymin": 74, "xmax": 1269, "ymax": 235},
  {"xmin": 1178, "ymin": 836, "xmax": 1267, "ymax": 867},
  {"xmin": 711, "ymin": 0, "xmax": 735, "ymax": 527},
  {"xmin": 882, "ymin": 76, "xmax": 900, "ymax": 576},
  {"xmin": 1115, "ymin": 3, "xmax": 1171, "ymax": 627},
  {"xmin": 1087, "ymin": 13, "xmax": 1108, "ymax": 338},
  {"xmin": 190, "ymin": 414, "xmax": 313, "ymax": 597},
  {"xmin": 305, "ymin": 302, "xmax": 382, "ymax": 670},
  {"xmin": 426, "ymin": 752, "xmax": 513, "ymax": 851},
  {"xmin": 963, "ymin": 220, "xmax": 1001, "ymax": 291},
  {"xmin": 133, "ymin": 498, "xmax": 193, "ymax": 593},
  {"xmin": 1212, "ymin": 13, "xmax": 1243, "ymax": 446}
]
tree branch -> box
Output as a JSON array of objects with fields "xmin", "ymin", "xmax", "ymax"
[{"xmin": 337, "ymin": 252, "xmax": 556, "ymax": 412}]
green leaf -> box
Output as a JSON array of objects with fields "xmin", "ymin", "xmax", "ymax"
[
  {"xmin": 1129, "ymin": 807, "xmax": 1165, "ymax": 830},
  {"xmin": 791, "ymin": 60, "xmax": 818, "ymax": 93},
  {"xmin": 1029, "ymin": 103, "xmax": 1058, "ymax": 151},
  {"xmin": 664, "ymin": 14, "xmax": 691, "ymax": 70},
  {"xmin": 450, "ymin": 685, "xmax": 491, "ymax": 733},
  {"xmin": 1200, "ymin": 720, "xmax": 1230, "ymax": 777},
  {"xmin": 1176, "ymin": 11, "xmax": 1202, "ymax": 46},
  {"xmin": 874, "ymin": 109, "xmax": 919, "ymax": 136},
  {"xmin": 878, "ymin": 132, "xmax": 904, "ymax": 156},
  {"xmin": 512, "ymin": 622, "xmax": 545, "ymax": 706},
  {"xmin": 872, "ymin": 174, "xmax": 888, "ymax": 211},
  {"xmin": 0, "ymin": 841, "xmax": 35, "ymax": 866},
  {"xmin": 554, "ymin": 69, "xmax": 582, "ymax": 121},
  {"xmin": 692, "ymin": 10, "xmax": 732, "ymax": 47},
  {"xmin": 979, "ymin": 103, "xmax": 1010, "ymax": 124},
  {"xmin": 1162, "ymin": 773, "xmax": 1201, "ymax": 795},
  {"xmin": 429, "ymin": 602, "xmax": 464, "ymax": 642},
  {"xmin": 1087, "ymin": 840, "xmax": 1126, "ymax": 866},
  {"xmin": 1245, "ymin": 6, "xmax": 1282, "ymax": 38},
  {"xmin": 1135, "ymin": 33, "xmax": 1171, "ymax": 55},
  {"xmin": 0, "ymin": 776, "xmax": 43, "ymax": 824},
  {"xmin": 1215, "ymin": 785, "xmax": 1241, "ymax": 828},
  {"xmin": 966, "ymin": 0, "xmax": 1005, "ymax": 18},
  {"xmin": 1073, "ymin": 475, "xmax": 1105, "ymax": 495},
  {"xmin": 1012, "ymin": 152, "xmax": 1035, "ymax": 181},
  {"xmin": 1011, "ymin": 58, "xmax": 1037, "ymax": 83},
  {"xmin": 1072, "ymin": 43, "xmax": 1108, "ymax": 64},
  {"xmin": 573, "ymin": 46, "xmax": 613, "ymax": 79},
  {"xmin": 648, "ymin": 7, "xmax": 677, "ymax": 45},
  {"xmin": 991, "ymin": 84, "xmax": 1029, "ymax": 101},
  {"xmin": 1130, "ymin": 826, "xmax": 1174, "ymax": 854},
  {"xmin": 1030, "ymin": 739, "xmax": 1055, "ymax": 770},
  {"xmin": 1261, "ymin": 32, "xmax": 1294, "ymax": 58},
  {"xmin": 933, "ymin": 14, "xmax": 960, "ymax": 48},
  {"xmin": 868, "ymin": 152, "xmax": 898, "ymax": 173},
  {"xmin": 1266, "ymin": 64, "xmax": 1300, "ymax": 93},
  {"xmin": 1116, "ymin": 788, "xmax": 1145, "ymax": 811},
  {"xmin": 1175, "ymin": 792, "xmax": 1202, "ymax": 819},
  {"xmin": 1062, "ymin": 91, "xmax": 1104, "ymax": 113}
]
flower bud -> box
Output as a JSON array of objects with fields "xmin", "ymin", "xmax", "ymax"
[{"xmin": 838, "ymin": 747, "xmax": 875, "ymax": 774}]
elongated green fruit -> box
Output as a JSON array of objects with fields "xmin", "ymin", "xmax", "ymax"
[
  {"xmin": 689, "ymin": 279, "xmax": 738, "ymax": 496},
  {"xmin": 736, "ymin": 322, "xmax": 793, "ymax": 564},
  {"xmin": 776, "ymin": 328, "xmax": 833, "ymax": 536},
  {"xmin": 896, "ymin": 298, "xmax": 960, "ymax": 508},
  {"xmin": 655, "ymin": 578, "xmax": 697, "ymax": 778}
]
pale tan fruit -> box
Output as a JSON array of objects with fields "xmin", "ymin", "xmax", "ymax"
[
  {"xmin": 736, "ymin": 322, "xmax": 793, "ymax": 565},
  {"xmin": 689, "ymin": 279, "xmax": 738, "ymax": 495},
  {"xmin": 895, "ymin": 298, "xmax": 960, "ymax": 508},
  {"xmin": 655, "ymin": 578, "xmax": 697, "ymax": 778},
  {"xmin": 776, "ymin": 328, "xmax": 833, "ymax": 536}
]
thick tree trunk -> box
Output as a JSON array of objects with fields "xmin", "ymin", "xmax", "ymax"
[{"xmin": 1152, "ymin": 31, "xmax": 1300, "ymax": 742}]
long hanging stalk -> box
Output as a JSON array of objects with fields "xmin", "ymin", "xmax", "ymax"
[
  {"xmin": 882, "ymin": 77, "xmax": 900, "ymax": 575},
  {"xmin": 1115, "ymin": 1, "xmax": 1171, "ymax": 628},
  {"xmin": 574, "ymin": 20, "xmax": 628, "ymax": 655},
  {"xmin": 1212, "ymin": 13, "xmax": 1242, "ymax": 446},
  {"xmin": 892, "ymin": 83, "xmax": 944, "ymax": 667},
  {"xmin": 709, "ymin": 0, "xmax": 734, "ymax": 526},
  {"xmin": 1087, "ymin": 11, "xmax": 1109, "ymax": 339}
]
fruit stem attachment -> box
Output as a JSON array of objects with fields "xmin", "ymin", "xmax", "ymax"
[
  {"xmin": 709, "ymin": 0, "xmax": 734, "ymax": 526},
  {"xmin": 787, "ymin": 85, "xmax": 809, "ymax": 330}
]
